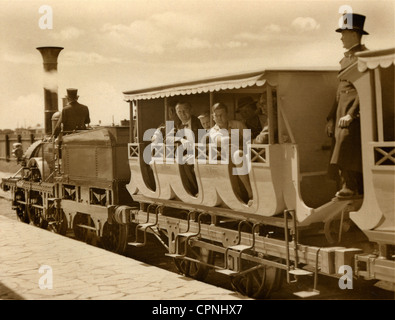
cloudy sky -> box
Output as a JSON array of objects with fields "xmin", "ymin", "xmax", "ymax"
[{"xmin": 0, "ymin": 0, "xmax": 394, "ymax": 129}]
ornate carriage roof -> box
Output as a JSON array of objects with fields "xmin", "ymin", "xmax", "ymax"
[
  {"xmin": 356, "ymin": 47, "xmax": 395, "ymax": 72},
  {"xmin": 123, "ymin": 68, "xmax": 336, "ymax": 102}
]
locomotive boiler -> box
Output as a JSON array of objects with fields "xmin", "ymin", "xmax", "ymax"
[{"xmin": 1, "ymin": 46, "xmax": 394, "ymax": 299}]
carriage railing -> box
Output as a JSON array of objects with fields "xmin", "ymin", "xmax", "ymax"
[
  {"xmin": 148, "ymin": 140, "xmax": 270, "ymax": 168},
  {"xmin": 371, "ymin": 142, "xmax": 395, "ymax": 167}
]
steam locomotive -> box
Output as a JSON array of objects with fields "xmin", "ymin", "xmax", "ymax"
[{"xmin": 2, "ymin": 46, "xmax": 394, "ymax": 299}]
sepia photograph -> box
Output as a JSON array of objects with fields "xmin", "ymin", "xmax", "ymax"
[{"xmin": 0, "ymin": 0, "xmax": 394, "ymax": 305}]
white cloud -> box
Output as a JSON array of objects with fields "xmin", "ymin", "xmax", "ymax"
[
  {"xmin": 0, "ymin": 52, "xmax": 38, "ymax": 64},
  {"xmin": 223, "ymin": 41, "xmax": 247, "ymax": 48},
  {"xmin": 234, "ymin": 32, "xmax": 270, "ymax": 42},
  {"xmin": 50, "ymin": 27, "xmax": 85, "ymax": 41},
  {"xmin": 263, "ymin": 24, "xmax": 283, "ymax": 33},
  {"xmin": 100, "ymin": 11, "xmax": 210, "ymax": 54},
  {"xmin": 291, "ymin": 17, "xmax": 320, "ymax": 32},
  {"xmin": 62, "ymin": 51, "xmax": 124, "ymax": 65},
  {"xmin": 177, "ymin": 38, "xmax": 212, "ymax": 50}
]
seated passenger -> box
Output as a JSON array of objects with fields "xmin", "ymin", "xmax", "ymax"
[
  {"xmin": 237, "ymin": 96, "xmax": 268, "ymax": 144},
  {"xmin": 209, "ymin": 102, "xmax": 253, "ymax": 204},
  {"xmin": 175, "ymin": 101, "xmax": 203, "ymax": 196},
  {"xmin": 197, "ymin": 111, "xmax": 211, "ymax": 131},
  {"xmin": 151, "ymin": 101, "xmax": 180, "ymax": 144},
  {"xmin": 53, "ymin": 88, "xmax": 90, "ymax": 137}
]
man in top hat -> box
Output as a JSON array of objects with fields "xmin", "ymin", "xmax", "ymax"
[
  {"xmin": 326, "ymin": 13, "xmax": 369, "ymax": 198},
  {"xmin": 54, "ymin": 88, "xmax": 90, "ymax": 137}
]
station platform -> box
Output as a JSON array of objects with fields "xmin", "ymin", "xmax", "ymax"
[{"xmin": 0, "ymin": 214, "xmax": 247, "ymax": 300}]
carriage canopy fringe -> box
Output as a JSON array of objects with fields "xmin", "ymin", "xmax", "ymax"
[
  {"xmin": 123, "ymin": 71, "xmax": 267, "ymax": 101},
  {"xmin": 356, "ymin": 47, "xmax": 395, "ymax": 72}
]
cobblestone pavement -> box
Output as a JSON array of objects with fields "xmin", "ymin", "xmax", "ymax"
[{"xmin": 0, "ymin": 214, "xmax": 249, "ymax": 300}]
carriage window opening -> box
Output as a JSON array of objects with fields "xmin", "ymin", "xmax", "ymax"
[
  {"xmin": 379, "ymin": 66, "xmax": 395, "ymax": 142},
  {"xmin": 257, "ymin": 87, "xmax": 279, "ymax": 144},
  {"xmin": 268, "ymin": 88, "xmax": 279, "ymax": 144}
]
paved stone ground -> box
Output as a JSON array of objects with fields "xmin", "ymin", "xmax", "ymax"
[
  {"xmin": 0, "ymin": 171, "xmax": 248, "ymax": 300},
  {"xmin": 0, "ymin": 171, "xmax": 13, "ymax": 201},
  {"xmin": 0, "ymin": 214, "xmax": 249, "ymax": 300}
]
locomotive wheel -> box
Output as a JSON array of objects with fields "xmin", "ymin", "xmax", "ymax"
[
  {"xmin": 16, "ymin": 205, "xmax": 29, "ymax": 224},
  {"xmin": 101, "ymin": 222, "xmax": 129, "ymax": 254},
  {"xmin": 173, "ymin": 246, "xmax": 214, "ymax": 281},
  {"xmin": 28, "ymin": 199, "xmax": 48, "ymax": 229},
  {"xmin": 230, "ymin": 261, "xmax": 284, "ymax": 299},
  {"xmin": 48, "ymin": 210, "xmax": 68, "ymax": 235},
  {"xmin": 73, "ymin": 214, "xmax": 96, "ymax": 244}
]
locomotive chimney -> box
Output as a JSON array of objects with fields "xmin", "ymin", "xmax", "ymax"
[{"xmin": 36, "ymin": 46, "xmax": 64, "ymax": 136}]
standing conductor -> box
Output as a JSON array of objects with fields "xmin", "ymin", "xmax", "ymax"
[{"xmin": 326, "ymin": 13, "xmax": 369, "ymax": 198}]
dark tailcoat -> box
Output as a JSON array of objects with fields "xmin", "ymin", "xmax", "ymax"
[
  {"xmin": 176, "ymin": 115, "xmax": 203, "ymax": 142},
  {"xmin": 54, "ymin": 101, "xmax": 90, "ymax": 136},
  {"xmin": 328, "ymin": 44, "xmax": 367, "ymax": 173}
]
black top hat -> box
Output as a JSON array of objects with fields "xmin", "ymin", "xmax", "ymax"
[
  {"xmin": 236, "ymin": 96, "xmax": 257, "ymax": 112},
  {"xmin": 66, "ymin": 88, "xmax": 79, "ymax": 100},
  {"xmin": 336, "ymin": 13, "xmax": 369, "ymax": 35}
]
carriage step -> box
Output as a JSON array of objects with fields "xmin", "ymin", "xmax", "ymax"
[
  {"xmin": 293, "ymin": 289, "xmax": 320, "ymax": 298},
  {"xmin": 289, "ymin": 269, "xmax": 313, "ymax": 276},
  {"xmin": 165, "ymin": 253, "xmax": 185, "ymax": 259},
  {"xmin": 228, "ymin": 244, "xmax": 252, "ymax": 251},
  {"xmin": 215, "ymin": 269, "xmax": 239, "ymax": 276},
  {"xmin": 178, "ymin": 232, "xmax": 198, "ymax": 237},
  {"xmin": 77, "ymin": 224, "xmax": 96, "ymax": 231},
  {"xmin": 137, "ymin": 222, "xmax": 155, "ymax": 230},
  {"xmin": 128, "ymin": 242, "xmax": 145, "ymax": 247}
]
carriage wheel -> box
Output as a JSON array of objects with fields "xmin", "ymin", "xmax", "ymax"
[
  {"xmin": 101, "ymin": 222, "xmax": 129, "ymax": 254},
  {"xmin": 173, "ymin": 245, "xmax": 214, "ymax": 281},
  {"xmin": 230, "ymin": 261, "xmax": 284, "ymax": 299},
  {"xmin": 48, "ymin": 210, "xmax": 68, "ymax": 235}
]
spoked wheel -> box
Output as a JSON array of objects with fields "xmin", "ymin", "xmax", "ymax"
[
  {"xmin": 27, "ymin": 196, "xmax": 48, "ymax": 229},
  {"xmin": 101, "ymin": 222, "xmax": 129, "ymax": 254},
  {"xmin": 173, "ymin": 245, "xmax": 214, "ymax": 281},
  {"xmin": 72, "ymin": 213, "xmax": 96, "ymax": 244},
  {"xmin": 48, "ymin": 210, "xmax": 68, "ymax": 235},
  {"xmin": 230, "ymin": 260, "xmax": 284, "ymax": 299},
  {"xmin": 16, "ymin": 204, "xmax": 29, "ymax": 224}
]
